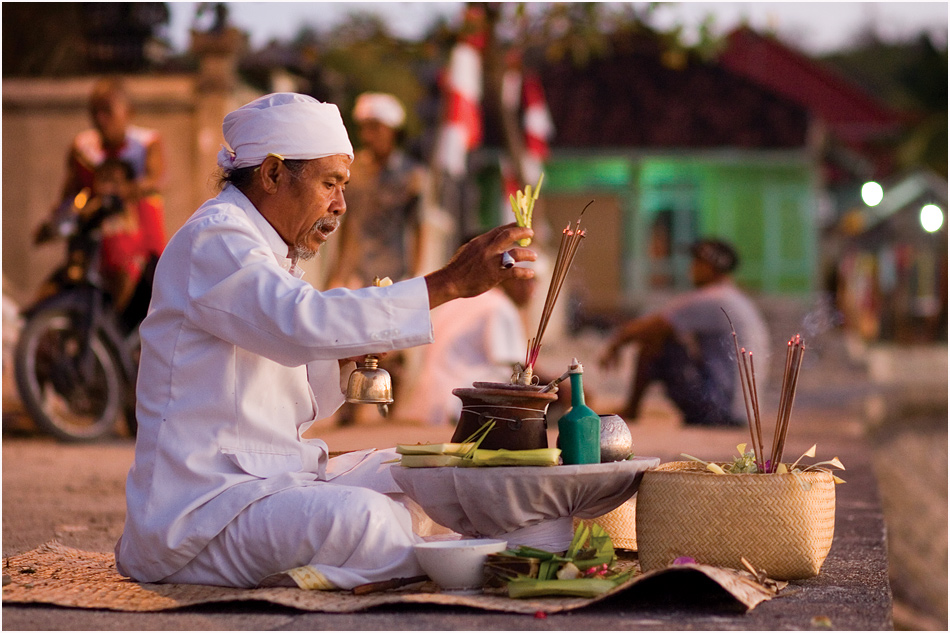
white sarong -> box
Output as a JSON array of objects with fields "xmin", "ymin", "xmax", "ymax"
[{"xmin": 160, "ymin": 449, "xmax": 427, "ymax": 589}]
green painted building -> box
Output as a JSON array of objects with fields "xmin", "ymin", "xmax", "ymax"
[
  {"xmin": 470, "ymin": 30, "xmax": 823, "ymax": 318},
  {"xmin": 476, "ymin": 149, "xmax": 818, "ymax": 316}
]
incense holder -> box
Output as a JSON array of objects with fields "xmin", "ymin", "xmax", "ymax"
[
  {"xmin": 635, "ymin": 461, "xmax": 836, "ymax": 580},
  {"xmin": 450, "ymin": 382, "xmax": 557, "ymax": 451}
]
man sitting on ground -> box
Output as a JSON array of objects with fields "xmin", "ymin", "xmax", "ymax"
[{"xmin": 600, "ymin": 238, "xmax": 770, "ymax": 427}]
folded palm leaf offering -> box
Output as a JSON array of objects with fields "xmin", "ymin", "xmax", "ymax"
[
  {"xmin": 464, "ymin": 448, "xmax": 560, "ymax": 467},
  {"xmin": 397, "ymin": 454, "xmax": 466, "ymax": 468},
  {"xmin": 397, "ymin": 446, "xmax": 561, "ymax": 468},
  {"xmin": 396, "ymin": 419, "xmax": 561, "ymax": 467},
  {"xmin": 395, "ymin": 442, "xmax": 476, "ymax": 456},
  {"xmin": 486, "ymin": 522, "xmax": 633, "ymax": 598}
]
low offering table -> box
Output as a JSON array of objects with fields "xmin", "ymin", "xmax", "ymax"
[{"xmin": 392, "ymin": 458, "xmax": 660, "ymax": 552}]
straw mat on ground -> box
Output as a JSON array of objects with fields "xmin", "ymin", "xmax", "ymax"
[{"xmin": 3, "ymin": 541, "xmax": 783, "ymax": 614}]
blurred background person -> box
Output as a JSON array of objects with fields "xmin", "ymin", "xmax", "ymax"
[
  {"xmin": 399, "ymin": 265, "xmax": 536, "ymax": 427},
  {"xmin": 399, "ymin": 251, "xmax": 570, "ymax": 427},
  {"xmin": 600, "ymin": 238, "xmax": 770, "ymax": 427},
  {"xmin": 24, "ymin": 157, "xmax": 166, "ymax": 365},
  {"xmin": 35, "ymin": 77, "xmax": 167, "ymax": 296},
  {"xmin": 60, "ymin": 76, "xmax": 165, "ymax": 205},
  {"xmin": 327, "ymin": 91, "xmax": 426, "ymax": 289}
]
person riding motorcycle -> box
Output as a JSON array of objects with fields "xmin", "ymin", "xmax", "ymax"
[
  {"xmin": 34, "ymin": 76, "xmax": 167, "ymax": 322},
  {"xmin": 34, "ymin": 158, "xmax": 166, "ymax": 326},
  {"xmin": 90, "ymin": 158, "xmax": 166, "ymax": 328}
]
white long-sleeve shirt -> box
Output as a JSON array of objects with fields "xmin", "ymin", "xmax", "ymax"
[{"xmin": 115, "ymin": 184, "xmax": 433, "ymax": 582}]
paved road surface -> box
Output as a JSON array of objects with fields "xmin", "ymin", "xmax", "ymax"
[{"xmin": 2, "ymin": 329, "xmax": 946, "ymax": 629}]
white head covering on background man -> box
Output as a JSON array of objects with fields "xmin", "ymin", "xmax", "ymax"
[
  {"xmin": 352, "ymin": 92, "xmax": 406, "ymax": 130},
  {"xmin": 216, "ymin": 93, "xmax": 354, "ymax": 170}
]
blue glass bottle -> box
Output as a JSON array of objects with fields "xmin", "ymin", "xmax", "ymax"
[{"xmin": 557, "ymin": 359, "xmax": 601, "ymax": 465}]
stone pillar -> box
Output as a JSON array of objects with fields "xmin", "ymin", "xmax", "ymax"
[{"xmin": 189, "ymin": 27, "xmax": 250, "ymax": 210}]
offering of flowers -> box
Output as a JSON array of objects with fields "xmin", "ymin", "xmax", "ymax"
[
  {"xmin": 683, "ymin": 443, "xmax": 846, "ymax": 489},
  {"xmin": 509, "ymin": 172, "xmax": 544, "ymax": 246},
  {"xmin": 485, "ymin": 521, "xmax": 633, "ymax": 598},
  {"xmin": 637, "ymin": 320, "xmax": 845, "ymax": 579}
]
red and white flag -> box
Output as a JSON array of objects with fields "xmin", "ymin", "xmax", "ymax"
[
  {"xmin": 434, "ymin": 37, "xmax": 484, "ymax": 178},
  {"xmin": 501, "ymin": 68, "xmax": 555, "ymax": 200},
  {"xmin": 521, "ymin": 74, "xmax": 554, "ymax": 166}
]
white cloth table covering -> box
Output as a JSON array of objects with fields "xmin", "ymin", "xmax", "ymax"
[{"xmin": 391, "ymin": 458, "xmax": 660, "ymax": 550}]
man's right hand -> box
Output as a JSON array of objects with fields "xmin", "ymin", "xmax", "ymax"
[{"xmin": 424, "ymin": 223, "xmax": 536, "ymax": 309}]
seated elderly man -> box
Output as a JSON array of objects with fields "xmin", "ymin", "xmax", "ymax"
[{"xmin": 114, "ymin": 93, "xmax": 535, "ymax": 590}]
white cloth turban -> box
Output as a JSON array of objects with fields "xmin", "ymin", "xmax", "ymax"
[
  {"xmin": 217, "ymin": 93, "xmax": 354, "ymax": 170},
  {"xmin": 352, "ymin": 92, "xmax": 406, "ymax": 129}
]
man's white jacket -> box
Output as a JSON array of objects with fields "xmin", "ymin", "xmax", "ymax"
[{"xmin": 115, "ymin": 185, "xmax": 433, "ymax": 582}]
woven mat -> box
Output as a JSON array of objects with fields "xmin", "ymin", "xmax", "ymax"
[{"xmin": 2, "ymin": 541, "xmax": 783, "ymax": 614}]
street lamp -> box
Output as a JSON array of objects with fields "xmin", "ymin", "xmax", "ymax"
[
  {"xmin": 861, "ymin": 181, "xmax": 884, "ymax": 207},
  {"xmin": 920, "ymin": 204, "xmax": 944, "ymax": 233}
]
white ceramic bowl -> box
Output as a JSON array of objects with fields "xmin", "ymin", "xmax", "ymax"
[{"xmin": 413, "ymin": 538, "xmax": 508, "ymax": 593}]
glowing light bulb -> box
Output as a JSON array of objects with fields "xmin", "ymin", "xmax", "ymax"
[
  {"xmin": 861, "ymin": 182, "xmax": 884, "ymax": 207},
  {"xmin": 920, "ymin": 204, "xmax": 944, "ymax": 233}
]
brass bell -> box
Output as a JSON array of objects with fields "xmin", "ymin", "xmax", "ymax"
[
  {"xmin": 345, "ymin": 355, "xmax": 394, "ymax": 416},
  {"xmin": 344, "ymin": 275, "xmax": 394, "ymax": 416}
]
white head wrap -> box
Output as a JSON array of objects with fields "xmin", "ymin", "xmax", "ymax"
[
  {"xmin": 217, "ymin": 93, "xmax": 354, "ymax": 170},
  {"xmin": 352, "ymin": 92, "xmax": 406, "ymax": 129}
]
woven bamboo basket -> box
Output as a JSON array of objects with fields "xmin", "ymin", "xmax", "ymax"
[
  {"xmin": 635, "ymin": 461, "xmax": 835, "ymax": 580},
  {"xmin": 573, "ymin": 499, "xmax": 638, "ymax": 550}
]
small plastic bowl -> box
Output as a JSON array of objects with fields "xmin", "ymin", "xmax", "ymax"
[{"xmin": 413, "ymin": 538, "xmax": 508, "ymax": 593}]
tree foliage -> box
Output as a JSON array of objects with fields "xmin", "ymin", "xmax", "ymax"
[
  {"xmin": 3, "ymin": 2, "xmax": 171, "ymax": 77},
  {"xmin": 822, "ymin": 32, "xmax": 948, "ymax": 175}
]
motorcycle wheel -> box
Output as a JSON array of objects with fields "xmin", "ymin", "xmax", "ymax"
[{"xmin": 14, "ymin": 304, "xmax": 125, "ymax": 442}]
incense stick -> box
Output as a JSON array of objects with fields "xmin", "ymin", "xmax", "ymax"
[
  {"xmin": 769, "ymin": 338, "xmax": 794, "ymax": 470},
  {"xmin": 771, "ymin": 335, "xmax": 805, "ymax": 472},
  {"xmin": 723, "ymin": 309, "xmax": 766, "ymax": 471},
  {"xmin": 746, "ymin": 349, "xmax": 766, "ymax": 469},
  {"xmin": 748, "ymin": 351, "xmax": 767, "ymax": 466},
  {"xmin": 525, "ymin": 201, "xmax": 592, "ymax": 371}
]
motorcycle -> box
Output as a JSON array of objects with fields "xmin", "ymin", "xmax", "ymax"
[{"xmin": 14, "ymin": 191, "xmax": 148, "ymax": 441}]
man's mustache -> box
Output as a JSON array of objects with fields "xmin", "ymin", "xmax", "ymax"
[
  {"xmin": 312, "ymin": 216, "xmax": 339, "ymax": 236},
  {"xmin": 294, "ymin": 216, "xmax": 339, "ymax": 262}
]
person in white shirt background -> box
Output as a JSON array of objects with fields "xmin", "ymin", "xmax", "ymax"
[
  {"xmin": 115, "ymin": 92, "xmax": 535, "ymax": 591},
  {"xmin": 400, "ymin": 248, "xmax": 537, "ymax": 427}
]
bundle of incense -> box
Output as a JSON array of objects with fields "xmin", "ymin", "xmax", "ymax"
[
  {"xmin": 525, "ymin": 201, "xmax": 592, "ymax": 371},
  {"xmin": 769, "ymin": 334, "xmax": 805, "ymax": 472},
  {"xmin": 724, "ymin": 307, "xmax": 807, "ymax": 474},
  {"xmin": 723, "ymin": 309, "xmax": 766, "ymax": 471}
]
